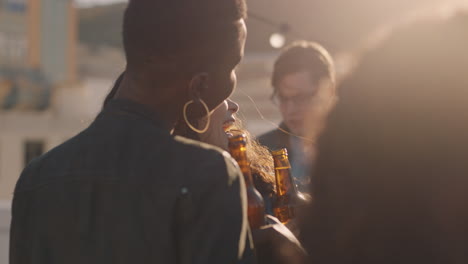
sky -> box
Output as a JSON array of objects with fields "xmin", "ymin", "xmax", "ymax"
[{"xmin": 75, "ymin": 0, "xmax": 127, "ymax": 8}]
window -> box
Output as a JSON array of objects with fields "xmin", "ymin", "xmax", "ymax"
[
  {"xmin": 0, "ymin": 33, "xmax": 27, "ymax": 65},
  {"xmin": 10, "ymin": 36, "xmax": 27, "ymax": 61},
  {"xmin": 0, "ymin": 33, "xmax": 6, "ymax": 60},
  {"xmin": 24, "ymin": 140, "xmax": 44, "ymax": 166},
  {"xmin": 5, "ymin": 0, "xmax": 27, "ymax": 12}
]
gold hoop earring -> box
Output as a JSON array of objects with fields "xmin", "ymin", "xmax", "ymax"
[{"xmin": 183, "ymin": 99, "xmax": 211, "ymax": 134}]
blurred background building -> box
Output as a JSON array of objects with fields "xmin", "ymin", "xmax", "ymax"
[
  {"xmin": 1, "ymin": 0, "xmax": 467, "ymax": 263},
  {"xmin": 0, "ymin": 0, "xmax": 78, "ymax": 198},
  {"xmin": 1, "ymin": 1, "xmax": 83, "ymax": 261}
]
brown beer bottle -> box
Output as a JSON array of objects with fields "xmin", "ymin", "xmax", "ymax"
[
  {"xmin": 272, "ymin": 148, "xmax": 300, "ymax": 224},
  {"xmin": 228, "ymin": 133, "xmax": 266, "ymax": 229}
]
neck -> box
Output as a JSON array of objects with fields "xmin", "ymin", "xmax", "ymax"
[{"xmin": 115, "ymin": 74, "xmax": 186, "ymax": 132}]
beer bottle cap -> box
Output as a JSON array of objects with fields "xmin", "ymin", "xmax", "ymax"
[{"xmin": 271, "ymin": 148, "xmax": 288, "ymax": 156}]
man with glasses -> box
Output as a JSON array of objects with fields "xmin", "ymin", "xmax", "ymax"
[{"xmin": 258, "ymin": 41, "xmax": 336, "ymax": 192}]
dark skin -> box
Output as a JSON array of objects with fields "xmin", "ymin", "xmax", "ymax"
[
  {"xmin": 115, "ymin": 20, "xmax": 246, "ymax": 132},
  {"xmin": 114, "ymin": 72, "xmax": 200, "ymax": 131}
]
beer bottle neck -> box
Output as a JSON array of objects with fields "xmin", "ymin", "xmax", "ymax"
[
  {"xmin": 236, "ymin": 152, "xmax": 253, "ymax": 187},
  {"xmin": 231, "ymin": 147, "xmax": 255, "ymax": 186},
  {"xmin": 273, "ymin": 153, "xmax": 296, "ymax": 196}
]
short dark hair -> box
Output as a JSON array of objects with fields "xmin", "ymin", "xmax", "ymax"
[
  {"xmin": 122, "ymin": 0, "xmax": 246, "ymax": 81},
  {"xmin": 272, "ymin": 41, "xmax": 335, "ymax": 94}
]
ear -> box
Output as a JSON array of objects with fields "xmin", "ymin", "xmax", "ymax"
[{"xmin": 188, "ymin": 72, "xmax": 209, "ymax": 101}]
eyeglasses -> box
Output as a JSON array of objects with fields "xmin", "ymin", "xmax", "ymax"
[{"xmin": 270, "ymin": 92, "xmax": 321, "ymax": 107}]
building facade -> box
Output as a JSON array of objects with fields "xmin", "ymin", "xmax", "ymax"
[
  {"xmin": 0, "ymin": 3, "xmax": 80, "ymax": 261},
  {"xmin": 0, "ymin": 0, "xmax": 76, "ymax": 82},
  {"xmin": 0, "ymin": 2, "xmax": 80, "ymax": 262},
  {"xmin": 0, "ymin": 0, "xmax": 78, "ymax": 198}
]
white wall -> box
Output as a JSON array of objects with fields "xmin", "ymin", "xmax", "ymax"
[
  {"xmin": 0, "ymin": 134, "xmax": 22, "ymax": 202},
  {"xmin": 0, "ymin": 202, "xmax": 10, "ymax": 264},
  {"xmin": 0, "ymin": 80, "xmax": 107, "ymax": 264}
]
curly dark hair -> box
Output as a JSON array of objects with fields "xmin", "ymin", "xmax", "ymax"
[{"xmin": 174, "ymin": 118, "xmax": 276, "ymax": 196}]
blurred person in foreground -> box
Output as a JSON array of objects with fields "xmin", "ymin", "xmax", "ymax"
[
  {"xmin": 302, "ymin": 8, "xmax": 468, "ymax": 264},
  {"xmin": 10, "ymin": 0, "xmax": 255, "ymax": 263},
  {"xmin": 258, "ymin": 41, "xmax": 336, "ymax": 192}
]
